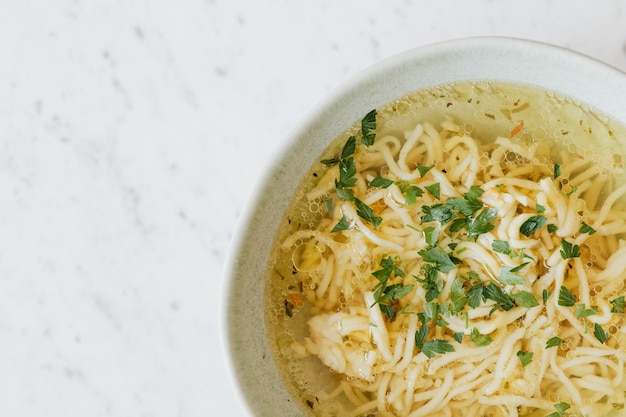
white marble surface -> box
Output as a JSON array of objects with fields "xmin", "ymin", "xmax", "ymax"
[{"xmin": 0, "ymin": 0, "xmax": 625, "ymax": 416}]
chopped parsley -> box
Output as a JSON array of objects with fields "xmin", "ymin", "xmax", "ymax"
[
  {"xmin": 371, "ymin": 255, "xmax": 408, "ymax": 319},
  {"xmin": 511, "ymin": 291, "xmax": 539, "ymax": 308},
  {"xmin": 425, "ymin": 182, "xmax": 440, "ymax": 199},
  {"xmin": 557, "ymin": 286, "xmax": 576, "ymax": 307},
  {"xmin": 560, "ymin": 239, "xmax": 581, "ymax": 259},
  {"xmin": 593, "ymin": 323, "xmax": 609, "ymax": 344},
  {"xmin": 519, "ymin": 215, "xmax": 547, "ymax": 237},
  {"xmin": 418, "ymin": 246, "xmax": 457, "ymax": 273},
  {"xmin": 610, "ymin": 296, "xmax": 625, "ymax": 313},
  {"xmin": 483, "ymin": 282, "xmax": 515, "ymax": 313},
  {"xmin": 492, "ymin": 240, "xmax": 511, "ymax": 255},
  {"xmin": 419, "ymin": 338, "xmax": 456, "ymax": 358},
  {"xmin": 546, "ymin": 401, "xmax": 570, "ymax": 417},
  {"xmin": 320, "ymin": 136, "xmax": 356, "ymax": 165},
  {"xmin": 370, "ymin": 176, "xmax": 394, "ymax": 188},
  {"xmin": 417, "ymin": 165, "xmax": 434, "ymax": 177},
  {"xmin": 498, "ymin": 263, "xmax": 529, "ymax": 285},
  {"xmin": 361, "ymin": 109, "xmax": 377, "ymax": 146},
  {"xmin": 466, "ymin": 208, "xmax": 497, "ymax": 240},
  {"xmin": 355, "ymin": 198, "xmax": 382, "ymax": 229},
  {"xmin": 545, "ymin": 336, "xmax": 565, "ymax": 349},
  {"xmin": 421, "ymin": 204, "xmax": 455, "ymax": 225},
  {"xmin": 516, "ymin": 350, "xmax": 533, "ymax": 367},
  {"xmin": 553, "ymin": 162, "xmax": 561, "ymax": 179},
  {"xmin": 331, "ymin": 215, "xmax": 351, "ymax": 233},
  {"xmin": 471, "ymin": 327, "xmax": 493, "ymax": 346},
  {"xmin": 580, "ymin": 221, "xmax": 596, "ymax": 235},
  {"xmin": 574, "ymin": 304, "xmax": 598, "ymax": 318}
]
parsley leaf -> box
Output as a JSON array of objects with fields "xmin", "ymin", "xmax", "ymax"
[
  {"xmin": 421, "ymin": 204, "xmax": 455, "ymax": 225},
  {"xmin": 511, "ymin": 291, "xmax": 539, "ymax": 307},
  {"xmin": 378, "ymin": 283, "xmax": 415, "ymax": 303},
  {"xmin": 498, "ymin": 265, "xmax": 526, "ymax": 285},
  {"xmin": 554, "ymin": 162, "xmax": 561, "ymax": 179},
  {"xmin": 546, "ymin": 401, "xmax": 571, "ymax": 417},
  {"xmin": 361, "ymin": 109, "xmax": 377, "ymax": 146},
  {"xmin": 492, "ymin": 240, "xmax": 511, "ymax": 255},
  {"xmin": 453, "ymin": 332, "xmax": 464, "ymax": 343},
  {"xmin": 483, "ymin": 282, "xmax": 515, "ymax": 312},
  {"xmin": 340, "ymin": 136, "xmax": 357, "ymax": 159},
  {"xmin": 421, "ymin": 339, "xmax": 455, "ymax": 358},
  {"xmin": 547, "ymin": 224, "xmax": 558, "ymax": 233},
  {"xmin": 449, "ymin": 277, "xmax": 468, "ymax": 314},
  {"xmin": 542, "ymin": 289, "xmax": 552, "ymax": 304},
  {"xmin": 355, "ymin": 198, "xmax": 382, "ymax": 229},
  {"xmin": 418, "ymin": 246, "xmax": 456, "ymax": 273},
  {"xmin": 331, "ymin": 215, "xmax": 351, "ymax": 233},
  {"xmin": 370, "ymin": 176, "xmax": 394, "ymax": 188},
  {"xmin": 471, "ymin": 327, "xmax": 493, "ymax": 346},
  {"xmin": 560, "ymin": 239, "xmax": 581, "ymax": 259},
  {"xmin": 447, "ymin": 197, "xmax": 482, "ymax": 217},
  {"xmin": 425, "ymin": 183, "xmax": 440, "ymax": 199},
  {"xmin": 414, "ymin": 324, "xmax": 428, "ymax": 348},
  {"xmin": 516, "ymin": 350, "xmax": 533, "ymax": 367},
  {"xmin": 417, "ymin": 165, "xmax": 434, "ymax": 177},
  {"xmin": 557, "ymin": 285, "xmax": 576, "ymax": 307},
  {"xmin": 519, "ymin": 215, "xmax": 547, "ymax": 237},
  {"xmin": 594, "ymin": 323, "xmax": 608, "ymax": 344},
  {"xmin": 580, "ymin": 221, "xmax": 596, "ymax": 235},
  {"xmin": 467, "ymin": 284, "xmax": 485, "ymax": 308},
  {"xmin": 610, "ymin": 296, "xmax": 625, "ymax": 313},
  {"xmin": 574, "ymin": 304, "xmax": 598, "ymax": 318},
  {"xmin": 337, "ymin": 157, "xmax": 357, "ymax": 188},
  {"xmin": 545, "ymin": 336, "xmax": 565, "ymax": 349},
  {"xmin": 535, "ymin": 203, "xmax": 545, "ymax": 213},
  {"xmin": 415, "ymin": 265, "xmax": 444, "ymax": 302},
  {"xmin": 423, "ymin": 226, "xmax": 439, "ymax": 247},
  {"xmin": 404, "ymin": 185, "xmax": 423, "ymax": 205},
  {"xmin": 449, "ymin": 217, "xmax": 468, "ymax": 233},
  {"xmin": 335, "ymin": 185, "xmax": 355, "ymax": 201},
  {"xmin": 466, "ymin": 208, "xmax": 497, "ymax": 240}
]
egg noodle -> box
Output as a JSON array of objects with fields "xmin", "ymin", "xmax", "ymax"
[{"xmin": 278, "ymin": 117, "xmax": 626, "ymax": 417}]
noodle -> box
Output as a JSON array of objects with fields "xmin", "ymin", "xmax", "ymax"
[{"xmin": 266, "ymin": 83, "xmax": 626, "ymax": 417}]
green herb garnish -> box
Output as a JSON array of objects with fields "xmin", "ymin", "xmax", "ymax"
[
  {"xmin": 546, "ymin": 401, "xmax": 570, "ymax": 417},
  {"xmin": 516, "ymin": 350, "xmax": 533, "ymax": 367},
  {"xmin": 610, "ymin": 296, "xmax": 625, "ymax": 313},
  {"xmin": 557, "ymin": 285, "xmax": 576, "ymax": 307},
  {"xmin": 545, "ymin": 336, "xmax": 565, "ymax": 349},
  {"xmin": 417, "ymin": 165, "xmax": 434, "ymax": 177},
  {"xmin": 560, "ymin": 239, "xmax": 581, "ymax": 259},
  {"xmin": 361, "ymin": 110, "xmax": 377, "ymax": 146},
  {"xmin": 425, "ymin": 183, "xmax": 441, "ymax": 199},
  {"xmin": 519, "ymin": 215, "xmax": 547, "ymax": 237},
  {"xmin": 511, "ymin": 291, "xmax": 539, "ymax": 308},
  {"xmin": 580, "ymin": 221, "xmax": 596, "ymax": 235},
  {"xmin": 331, "ymin": 215, "xmax": 351, "ymax": 233},
  {"xmin": 471, "ymin": 327, "xmax": 493, "ymax": 346},
  {"xmin": 355, "ymin": 198, "xmax": 382, "ymax": 229},
  {"xmin": 574, "ymin": 304, "xmax": 597, "ymax": 318},
  {"xmin": 594, "ymin": 323, "xmax": 609, "ymax": 344},
  {"xmin": 554, "ymin": 162, "xmax": 561, "ymax": 179},
  {"xmin": 370, "ymin": 176, "xmax": 394, "ymax": 188}
]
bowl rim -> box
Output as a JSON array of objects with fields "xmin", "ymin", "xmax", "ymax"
[{"xmin": 220, "ymin": 36, "xmax": 626, "ymax": 417}]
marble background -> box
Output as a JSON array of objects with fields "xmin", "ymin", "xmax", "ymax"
[{"xmin": 0, "ymin": 0, "xmax": 625, "ymax": 416}]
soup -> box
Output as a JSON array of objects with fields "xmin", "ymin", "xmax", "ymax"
[{"xmin": 265, "ymin": 81, "xmax": 626, "ymax": 417}]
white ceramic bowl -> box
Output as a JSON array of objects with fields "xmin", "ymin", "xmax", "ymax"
[{"xmin": 221, "ymin": 37, "xmax": 626, "ymax": 416}]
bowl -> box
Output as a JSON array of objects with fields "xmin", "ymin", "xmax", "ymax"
[{"xmin": 221, "ymin": 37, "xmax": 626, "ymax": 417}]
